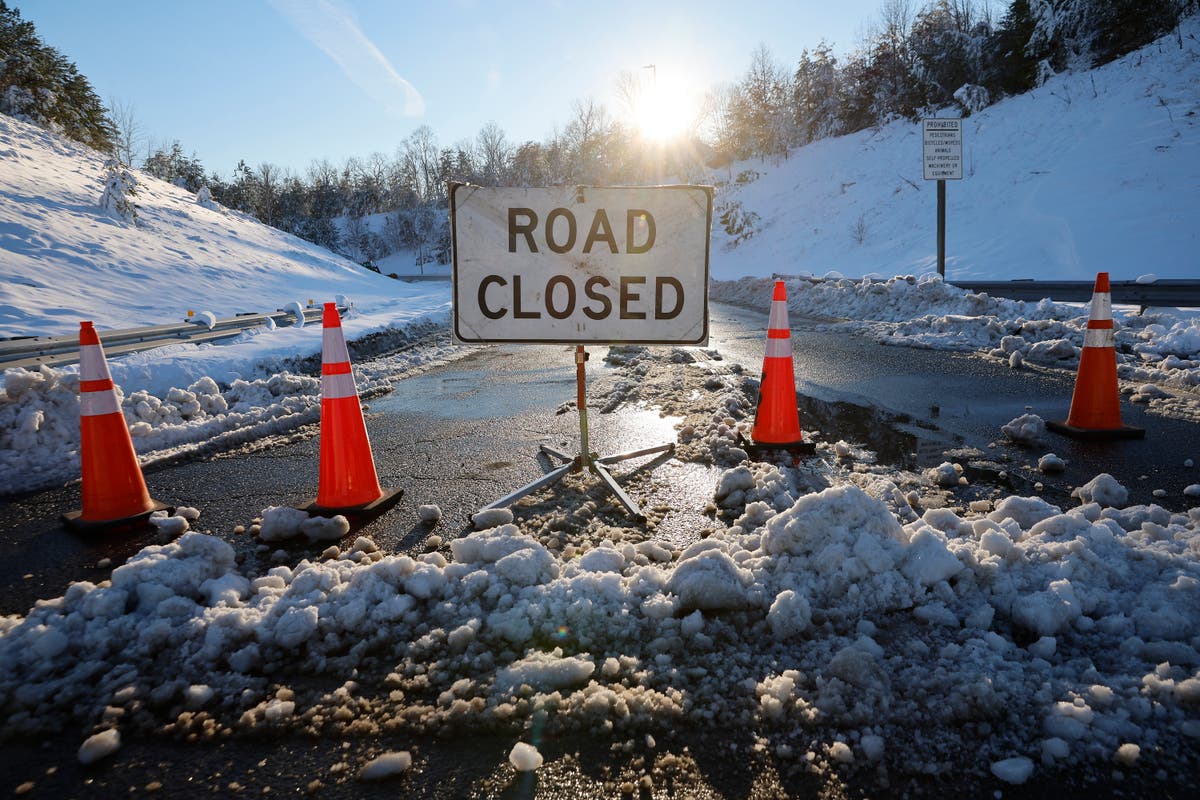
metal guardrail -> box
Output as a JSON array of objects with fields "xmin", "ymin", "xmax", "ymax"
[
  {"xmin": 391, "ymin": 273, "xmax": 450, "ymax": 282},
  {"xmin": 0, "ymin": 305, "xmax": 336, "ymax": 371},
  {"xmin": 948, "ymin": 279, "xmax": 1200, "ymax": 308},
  {"xmin": 767, "ymin": 274, "xmax": 1200, "ymax": 308}
]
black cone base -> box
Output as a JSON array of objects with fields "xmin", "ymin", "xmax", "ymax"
[
  {"xmin": 738, "ymin": 431, "xmax": 817, "ymax": 459},
  {"xmin": 1046, "ymin": 421, "xmax": 1145, "ymax": 440},
  {"xmin": 63, "ymin": 500, "xmax": 173, "ymax": 531},
  {"xmin": 303, "ymin": 487, "xmax": 404, "ymax": 518}
]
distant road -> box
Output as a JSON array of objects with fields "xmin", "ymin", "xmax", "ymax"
[{"xmin": 709, "ymin": 302, "xmax": 1198, "ymax": 506}]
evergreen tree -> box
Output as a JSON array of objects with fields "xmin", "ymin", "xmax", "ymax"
[
  {"xmin": 99, "ymin": 158, "xmax": 137, "ymax": 223},
  {"xmin": 143, "ymin": 141, "xmax": 207, "ymax": 191},
  {"xmin": 0, "ymin": 1, "xmax": 114, "ymax": 151},
  {"xmin": 909, "ymin": 0, "xmax": 988, "ymax": 109},
  {"xmin": 836, "ymin": 50, "xmax": 880, "ymax": 134},
  {"xmin": 792, "ymin": 43, "xmax": 841, "ymax": 144},
  {"xmin": 984, "ymin": 0, "xmax": 1042, "ymax": 95},
  {"xmin": 1088, "ymin": 0, "xmax": 1183, "ymax": 65}
]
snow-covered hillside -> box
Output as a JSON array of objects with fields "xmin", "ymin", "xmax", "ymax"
[
  {"xmin": 711, "ymin": 17, "xmax": 1200, "ymax": 282},
  {"xmin": 0, "ymin": 113, "xmax": 444, "ymax": 339},
  {"xmin": 0, "ymin": 113, "xmax": 457, "ymax": 495}
]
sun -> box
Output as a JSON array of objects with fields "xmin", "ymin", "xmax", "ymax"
[{"xmin": 633, "ymin": 79, "xmax": 696, "ymax": 143}]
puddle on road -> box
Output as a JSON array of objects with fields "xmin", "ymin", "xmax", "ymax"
[
  {"xmin": 592, "ymin": 406, "xmax": 682, "ymax": 452},
  {"xmin": 797, "ymin": 394, "xmax": 960, "ymax": 470},
  {"xmin": 371, "ymin": 366, "xmax": 574, "ymax": 420}
]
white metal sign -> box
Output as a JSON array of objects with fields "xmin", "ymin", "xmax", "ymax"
[
  {"xmin": 922, "ymin": 118, "xmax": 963, "ymax": 180},
  {"xmin": 451, "ymin": 185, "xmax": 712, "ymax": 345}
]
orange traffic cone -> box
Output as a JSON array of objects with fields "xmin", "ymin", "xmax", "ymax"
[
  {"xmin": 743, "ymin": 281, "xmax": 815, "ymax": 456},
  {"xmin": 304, "ymin": 303, "xmax": 403, "ymax": 515},
  {"xmin": 1047, "ymin": 273, "xmax": 1144, "ymax": 440},
  {"xmin": 63, "ymin": 322, "xmax": 171, "ymax": 529}
]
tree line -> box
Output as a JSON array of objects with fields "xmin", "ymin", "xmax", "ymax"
[
  {"xmin": 708, "ymin": 0, "xmax": 1196, "ymax": 163},
  {"xmin": 3, "ymin": 0, "xmax": 1196, "ymax": 270}
]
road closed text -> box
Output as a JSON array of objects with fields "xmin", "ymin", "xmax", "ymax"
[
  {"xmin": 476, "ymin": 274, "xmax": 684, "ymax": 321},
  {"xmin": 451, "ymin": 185, "xmax": 712, "ymax": 345}
]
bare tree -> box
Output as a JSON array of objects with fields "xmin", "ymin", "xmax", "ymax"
[
  {"xmin": 402, "ymin": 126, "xmax": 441, "ymax": 203},
  {"xmin": 256, "ymin": 162, "xmax": 279, "ymax": 226},
  {"xmin": 344, "ymin": 214, "xmax": 367, "ymax": 261},
  {"xmin": 614, "ymin": 69, "xmax": 644, "ymax": 124},
  {"xmin": 476, "ymin": 121, "xmax": 511, "ymax": 186},
  {"xmin": 564, "ymin": 98, "xmax": 614, "ymax": 182},
  {"xmin": 106, "ymin": 97, "xmax": 141, "ymax": 166},
  {"xmin": 728, "ymin": 44, "xmax": 794, "ymax": 160},
  {"xmin": 697, "ymin": 83, "xmax": 738, "ymax": 166}
]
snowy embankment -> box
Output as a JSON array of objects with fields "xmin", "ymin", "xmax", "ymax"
[
  {"xmin": 712, "ymin": 274, "xmax": 1200, "ymax": 420},
  {"xmin": 0, "ymin": 111, "xmax": 457, "ymax": 496},
  {"xmin": 707, "ymin": 17, "xmax": 1200, "ymax": 284},
  {"xmin": 0, "ymin": 347, "xmax": 1196, "ymax": 789},
  {"xmin": 0, "ymin": 112, "xmax": 441, "ymax": 338},
  {"xmin": 0, "ymin": 322, "xmax": 458, "ymax": 496},
  {"xmin": 703, "ymin": 21, "xmax": 1200, "ymax": 422}
]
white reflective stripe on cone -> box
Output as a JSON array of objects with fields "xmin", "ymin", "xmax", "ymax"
[
  {"xmin": 767, "ymin": 301, "xmax": 789, "ymax": 331},
  {"xmin": 322, "ymin": 328, "xmax": 351, "ymax": 365},
  {"xmin": 79, "ymin": 344, "xmax": 111, "ymax": 381},
  {"xmin": 1083, "ymin": 327, "xmax": 1115, "ymax": 349},
  {"xmin": 80, "ymin": 390, "xmax": 120, "ymax": 417},
  {"xmin": 322, "ymin": 372, "xmax": 358, "ymax": 400},
  {"xmin": 765, "ymin": 338, "xmax": 792, "ymax": 359},
  {"xmin": 1088, "ymin": 293, "xmax": 1112, "ymax": 322}
]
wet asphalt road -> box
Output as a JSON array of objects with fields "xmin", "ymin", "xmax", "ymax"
[
  {"xmin": 0, "ymin": 301, "xmax": 1197, "ymax": 798},
  {"xmin": 710, "ymin": 302, "xmax": 1199, "ymax": 507},
  {"xmin": 2, "ymin": 301, "xmax": 1198, "ymax": 615}
]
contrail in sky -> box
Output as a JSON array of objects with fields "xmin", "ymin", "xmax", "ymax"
[{"xmin": 268, "ymin": 0, "xmax": 425, "ymax": 117}]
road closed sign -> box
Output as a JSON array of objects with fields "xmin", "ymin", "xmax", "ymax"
[
  {"xmin": 922, "ymin": 118, "xmax": 963, "ymax": 180},
  {"xmin": 451, "ymin": 184, "xmax": 712, "ymax": 345}
]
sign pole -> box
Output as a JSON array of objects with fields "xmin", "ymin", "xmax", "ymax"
[
  {"xmin": 922, "ymin": 118, "xmax": 962, "ymax": 279},
  {"xmin": 575, "ymin": 345, "xmax": 591, "ymax": 471},
  {"xmin": 937, "ymin": 179, "xmax": 946, "ymax": 278},
  {"xmin": 471, "ymin": 345, "xmax": 674, "ymax": 521}
]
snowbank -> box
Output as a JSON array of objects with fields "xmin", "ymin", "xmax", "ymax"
[
  {"xmin": 711, "ymin": 274, "xmax": 1200, "ymax": 416},
  {"xmin": 1, "ymin": 478, "xmax": 1196, "ymax": 785},
  {"xmin": 0, "ymin": 319, "xmax": 459, "ymax": 495}
]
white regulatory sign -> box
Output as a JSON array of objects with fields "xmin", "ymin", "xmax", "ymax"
[
  {"xmin": 922, "ymin": 118, "xmax": 963, "ymax": 180},
  {"xmin": 451, "ymin": 185, "xmax": 713, "ymax": 345}
]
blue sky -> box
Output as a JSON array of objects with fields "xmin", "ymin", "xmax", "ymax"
[{"xmin": 19, "ymin": 0, "xmax": 882, "ymax": 177}]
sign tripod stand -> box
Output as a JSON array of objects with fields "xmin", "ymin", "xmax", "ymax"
[{"xmin": 474, "ymin": 345, "xmax": 675, "ymax": 521}]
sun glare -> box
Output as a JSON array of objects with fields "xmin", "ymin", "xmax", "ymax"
[{"xmin": 634, "ymin": 80, "xmax": 695, "ymax": 143}]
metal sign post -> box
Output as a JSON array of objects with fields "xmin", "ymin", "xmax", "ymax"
[
  {"xmin": 472, "ymin": 345, "xmax": 675, "ymax": 519},
  {"xmin": 922, "ymin": 119, "xmax": 963, "ymax": 278},
  {"xmin": 452, "ymin": 184, "xmax": 713, "ymax": 520}
]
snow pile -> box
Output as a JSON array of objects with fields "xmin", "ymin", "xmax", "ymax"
[
  {"xmin": 711, "ymin": 275, "xmax": 1200, "ymax": 413},
  {"xmin": 1071, "ymin": 473, "xmax": 1129, "ymax": 507},
  {"xmin": 358, "ymin": 751, "xmax": 411, "ymax": 780},
  {"xmin": 1002, "ymin": 413, "xmax": 1046, "ymax": 445},
  {"xmin": 258, "ymin": 507, "xmax": 351, "ymax": 543},
  {"xmin": 508, "ymin": 742, "xmax": 543, "ymax": 772},
  {"xmin": 1038, "ymin": 453, "xmax": 1067, "ymax": 473},
  {"xmin": 0, "ymin": 319, "xmax": 461, "ymax": 496},
  {"xmin": 1, "ymin": 472, "xmax": 1196, "ymax": 786},
  {"xmin": 1, "ymin": 367, "xmax": 333, "ymax": 495},
  {"xmin": 77, "ymin": 729, "xmax": 121, "ymax": 765}
]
